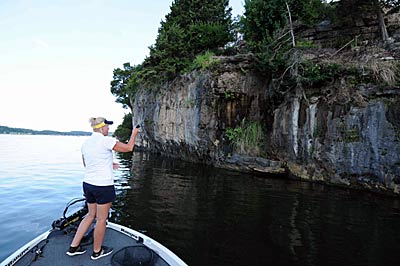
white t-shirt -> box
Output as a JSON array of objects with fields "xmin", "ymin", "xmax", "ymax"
[{"xmin": 81, "ymin": 132, "xmax": 117, "ymax": 186}]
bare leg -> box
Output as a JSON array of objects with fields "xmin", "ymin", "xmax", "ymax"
[
  {"xmin": 93, "ymin": 202, "xmax": 111, "ymax": 253},
  {"xmin": 70, "ymin": 203, "xmax": 96, "ymax": 247}
]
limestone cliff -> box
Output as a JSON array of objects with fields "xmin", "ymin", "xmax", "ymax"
[
  {"xmin": 271, "ymin": 82, "xmax": 400, "ymax": 192},
  {"xmin": 132, "ymin": 51, "xmax": 400, "ymax": 194},
  {"xmin": 132, "ymin": 54, "xmax": 267, "ymax": 163}
]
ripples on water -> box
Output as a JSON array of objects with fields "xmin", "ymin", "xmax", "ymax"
[
  {"xmin": 1, "ymin": 135, "xmax": 400, "ymax": 265},
  {"xmin": 0, "ymin": 135, "xmax": 85, "ymax": 261},
  {"xmin": 112, "ymin": 153, "xmax": 400, "ymax": 266}
]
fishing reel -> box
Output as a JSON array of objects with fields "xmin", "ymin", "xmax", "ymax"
[{"xmin": 52, "ymin": 198, "xmax": 88, "ymax": 230}]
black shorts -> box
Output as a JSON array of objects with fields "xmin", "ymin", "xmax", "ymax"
[{"xmin": 83, "ymin": 182, "xmax": 116, "ymax": 204}]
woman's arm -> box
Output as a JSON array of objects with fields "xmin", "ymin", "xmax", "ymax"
[{"xmin": 112, "ymin": 127, "xmax": 140, "ymax": 153}]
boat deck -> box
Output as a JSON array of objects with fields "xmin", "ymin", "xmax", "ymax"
[{"xmin": 13, "ymin": 226, "xmax": 168, "ymax": 266}]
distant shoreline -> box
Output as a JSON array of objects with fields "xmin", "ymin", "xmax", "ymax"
[
  {"xmin": 0, "ymin": 125, "xmax": 91, "ymax": 136},
  {"xmin": 0, "ymin": 132, "xmax": 91, "ymax": 136}
]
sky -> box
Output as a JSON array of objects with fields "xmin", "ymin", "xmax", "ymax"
[{"xmin": 0, "ymin": 0, "xmax": 244, "ymax": 132}]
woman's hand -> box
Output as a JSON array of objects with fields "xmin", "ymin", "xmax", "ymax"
[{"xmin": 112, "ymin": 127, "xmax": 140, "ymax": 153}]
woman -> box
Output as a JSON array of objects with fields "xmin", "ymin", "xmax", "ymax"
[{"xmin": 66, "ymin": 117, "xmax": 140, "ymax": 260}]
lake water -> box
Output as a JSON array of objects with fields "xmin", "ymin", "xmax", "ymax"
[{"xmin": 1, "ymin": 134, "xmax": 400, "ymax": 265}]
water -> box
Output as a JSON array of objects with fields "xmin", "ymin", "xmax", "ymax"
[{"xmin": 1, "ymin": 135, "xmax": 400, "ymax": 265}]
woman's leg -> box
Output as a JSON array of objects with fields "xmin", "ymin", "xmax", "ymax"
[
  {"xmin": 70, "ymin": 203, "xmax": 96, "ymax": 247},
  {"xmin": 93, "ymin": 202, "xmax": 111, "ymax": 252}
]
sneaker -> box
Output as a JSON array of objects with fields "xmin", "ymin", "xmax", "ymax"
[
  {"xmin": 91, "ymin": 246, "xmax": 113, "ymax": 260},
  {"xmin": 66, "ymin": 246, "xmax": 86, "ymax": 256}
]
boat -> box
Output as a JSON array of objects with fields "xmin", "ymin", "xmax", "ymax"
[{"xmin": 0, "ymin": 198, "xmax": 188, "ymax": 266}]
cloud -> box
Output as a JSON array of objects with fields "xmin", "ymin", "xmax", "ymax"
[{"xmin": 33, "ymin": 38, "xmax": 49, "ymax": 48}]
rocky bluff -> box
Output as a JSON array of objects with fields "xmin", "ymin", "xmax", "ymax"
[{"xmin": 132, "ymin": 53, "xmax": 400, "ymax": 195}]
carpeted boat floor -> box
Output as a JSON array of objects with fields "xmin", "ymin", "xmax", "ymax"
[{"xmin": 13, "ymin": 227, "xmax": 166, "ymax": 266}]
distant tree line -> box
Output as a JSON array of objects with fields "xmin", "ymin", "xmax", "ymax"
[{"xmin": 0, "ymin": 125, "xmax": 90, "ymax": 136}]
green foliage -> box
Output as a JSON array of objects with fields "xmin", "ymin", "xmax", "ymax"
[
  {"xmin": 225, "ymin": 119, "xmax": 265, "ymax": 156},
  {"xmin": 290, "ymin": 0, "xmax": 336, "ymax": 26},
  {"xmin": 240, "ymin": 0, "xmax": 335, "ymax": 76},
  {"xmin": 139, "ymin": 0, "xmax": 234, "ymax": 84},
  {"xmin": 186, "ymin": 51, "xmax": 220, "ymax": 71},
  {"xmin": 260, "ymin": 39, "xmax": 291, "ymax": 74},
  {"xmin": 113, "ymin": 113, "xmax": 133, "ymax": 142},
  {"xmin": 189, "ymin": 22, "xmax": 232, "ymax": 51},
  {"xmin": 241, "ymin": 0, "xmax": 286, "ymax": 51},
  {"xmin": 298, "ymin": 61, "xmax": 342, "ymax": 86},
  {"xmin": 270, "ymin": 50, "xmax": 400, "ymax": 91},
  {"xmin": 225, "ymin": 126, "xmax": 243, "ymax": 141},
  {"xmin": 280, "ymin": 57, "xmax": 392, "ymax": 89},
  {"xmin": 111, "ymin": 63, "xmax": 142, "ymax": 109},
  {"xmin": 224, "ymin": 90, "xmax": 236, "ymax": 100},
  {"xmin": 295, "ymin": 40, "xmax": 318, "ymax": 49},
  {"xmin": 241, "ymin": 0, "xmax": 333, "ymax": 50},
  {"xmin": 142, "ymin": 22, "xmax": 189, "ymax": 83}
]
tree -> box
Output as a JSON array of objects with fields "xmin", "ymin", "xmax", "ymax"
[
  {"xmin": 141, "ymin": 0, "xmax": 234, "ymax": 83},
  {"xmin": 240, "ymin": 0, "xmax": 333, "ymax": 73},
  {"xmin": 241, "ymin": 0, "xmax": 286, "ymax": 49},
  {"xmin": 110, "ymin": 63, "xmax": 141, "ymax": 109},
  {"xmin": 113, "ymin": 113, "xmax": 133, "ymax": 142},
  {"xmin": 241, "ymin": 0, "xmax": 333, "ymax": 51},
  {"xmin": 162, "ymin": 0, "xmax": 233, "ymax": 55}
]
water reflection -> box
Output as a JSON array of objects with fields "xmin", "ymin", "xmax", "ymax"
[{"xmin": 111, "ymin": 152, "xmax": 400, "ymax": 266}]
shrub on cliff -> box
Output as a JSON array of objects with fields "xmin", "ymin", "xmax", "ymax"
[
  {"xmin": 185, "ymin": 51, "xmax": 220, "ymax": 71},
  {"xmin": 113, "ymin": 113, "xmax": 133, "ymax": 142},
  {"xmin": 226, "ymin": 119, "xmax": 265, "ymax": 157}
]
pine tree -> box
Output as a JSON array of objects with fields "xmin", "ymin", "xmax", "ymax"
[{"xmin": 141, "ymin": 0, "xmax": 234, "ymax": 83}]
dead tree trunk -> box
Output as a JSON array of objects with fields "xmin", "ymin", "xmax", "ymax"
[
  {"xmin": 373, "ymin": 0, "xmax": 389, "ymax": 41},
  {"xmin": 285, "ymin": 1, "xmax": 295, "ymax": 47}
]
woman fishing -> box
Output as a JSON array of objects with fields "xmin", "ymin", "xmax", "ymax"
[{"xmin": 66, "ymin": 117, "xmax": 139, "ymax": 260}]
